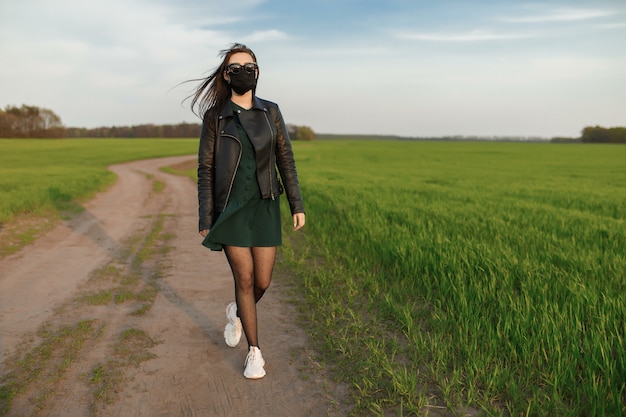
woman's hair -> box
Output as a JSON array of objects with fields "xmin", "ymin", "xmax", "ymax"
[{"xmin": 185, "ymin": 43, "xmax": 258, "ymax": 118}]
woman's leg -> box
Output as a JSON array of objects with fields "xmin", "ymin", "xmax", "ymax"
[
  {"xmin": 251, "ymin": 246, "xmax": 276, "ymax": 303},
  {"xmin": 223, "ymin": 246, "xmax": 276, "ymax": 347}
]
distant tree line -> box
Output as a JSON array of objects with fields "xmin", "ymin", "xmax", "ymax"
[
  {"xmin": 580, "ymin": 126, "xmax": 626, "ymax": 144},
  {"xmin": 65, "ymin": 123, "xmax": 201, "ymax": 138},
  {"xmin": 0, "ymin": 104, "xmax": 66, "ymax": 138},
  {"xmin": 7, "ymin": 104, "xmax": 624, "ymax": 143},
  {"xmin": 66, "ymin": 123, "xmax": 315, "ymax": 140},
  {"xmin": 1, "ymin": 104, "xmax": 316, "ymax": 140}
]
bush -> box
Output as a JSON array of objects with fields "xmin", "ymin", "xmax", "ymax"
[{"xmin": 294, "ymin": 125, "xmax": 315, "ymax": 141}]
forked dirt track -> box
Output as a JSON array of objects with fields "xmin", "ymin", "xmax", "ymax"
[{"xmin": 0, "ymin": 155, "xmax": 345, "ymax": 417}]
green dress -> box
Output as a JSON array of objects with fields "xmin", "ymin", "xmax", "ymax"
[{"xmin": 202, "ymin": 102, "xmax": 282, "ymax": 251}]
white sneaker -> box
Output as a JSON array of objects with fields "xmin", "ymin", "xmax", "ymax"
[
  {"xmin": 243, "ymin": 346, "xmax": 266, "ymax": 379},
  {"xmin": 224, "ymin": 302, "xmax": 242, "ymax": 347}
]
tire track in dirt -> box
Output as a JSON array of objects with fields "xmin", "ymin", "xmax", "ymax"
[{"xmin": 0, "ymin": 155, "xmax": 348, "ymax": 417}]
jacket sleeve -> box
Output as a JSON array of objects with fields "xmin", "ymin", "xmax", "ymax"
[
  {"xmin": 198, "ymin": 111, "xmax": 216, "ymax": 231},
  {"xmin": 273, "ymin": 106, "xmax": 305, "ymax": 215}
]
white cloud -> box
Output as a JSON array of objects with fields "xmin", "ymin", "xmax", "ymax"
[
  {"xmin": 243, "ymin": 29, "xmax": 291, "ymax": 43},
  {"xmin": 500, "ymin": 8, "xmax": 616, "ymax": 23},
  {"xmin": 394, "ymin": 29, "xmax": 537, "ymax": 42},
  {"xmin": 595, "ymin": 22, "xmax": 626, "ymax": 29}
]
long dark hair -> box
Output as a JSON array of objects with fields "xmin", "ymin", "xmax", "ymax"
[{"xmin": 185, "ymin": 43, "xmax": 258, "ymax": 119}]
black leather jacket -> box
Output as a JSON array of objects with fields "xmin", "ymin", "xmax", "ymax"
[{"xmin": 198, "ymin": 96, "xmax": 305, "ymax": 231}]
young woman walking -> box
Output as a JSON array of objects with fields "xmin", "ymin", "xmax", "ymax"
[{"xmin": 189, "ymin": 43, "xmax": 305, "ymax": 379}]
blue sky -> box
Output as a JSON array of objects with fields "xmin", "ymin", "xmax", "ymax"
[{"xmin": 1, "ymin": 0, "xmax": 625, "ymax": 138}]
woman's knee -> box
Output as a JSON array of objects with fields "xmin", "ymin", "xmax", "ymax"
[
  {"xmin": 235, "ymin": 273, "xmax": 254, "ymax": 291},
  {"xmin": 255, "ymin": 279, "xmax": 271, "ymax": 293}
]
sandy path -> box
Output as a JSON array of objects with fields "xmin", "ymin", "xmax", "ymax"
[{"xmin": 0, "ymin": 155, "xmax": 345, "ymax": 417}]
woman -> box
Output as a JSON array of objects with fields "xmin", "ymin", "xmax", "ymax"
[{"xmin": 189, "ymin": 43, "xmax": 306, "ymax": 379}]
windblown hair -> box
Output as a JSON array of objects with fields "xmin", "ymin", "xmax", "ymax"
[{"xmin": 185, "ymin": 43, "xmax": 258, "ymax": 119}]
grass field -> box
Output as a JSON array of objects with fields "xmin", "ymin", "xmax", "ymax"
[
  {"xmin": 0, "ymin": 138, "xmax": 197, "ymax": 223},
  {"xmin": 280, "ymin": 140, "xmax": 625, "ymax": 416},
  {"xmin": 0, "ymin": 138, "xmax": 197, "ymax": 254},
  {"xmin": 1, "ymin": 138, "xmax": 624, "ymax": 416}
]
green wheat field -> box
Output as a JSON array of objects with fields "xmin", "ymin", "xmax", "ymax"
[{"xmin": 1, "ymin": 138, "xmax": 624, "ymax": 416}]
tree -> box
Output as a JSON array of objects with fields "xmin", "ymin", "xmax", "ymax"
[
  {"xmin": 0, "ymin": 104, "xmax": 65, "ymax": 138},
  {"xmin": 292, "ymin": 125, "xmax": 315, "ymax": 141},
  {"xmin": 581, "ymin": 126, "xmax": 626, "ymax": 144},
  {"xmin": 0, "ymin": 111, "xmax": 18, "ymax": 137}
]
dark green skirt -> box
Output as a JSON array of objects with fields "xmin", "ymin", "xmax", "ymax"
[{"xmin": 202, "ymin": 197, "xmax": 282, "ymax": 251}]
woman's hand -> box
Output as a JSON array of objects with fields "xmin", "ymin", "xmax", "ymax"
[
  {"xmin": 199, "ymin": 229, "xmax": 209, "ymax": 238},
  {"xmin": 293, "ymin": 213, "xmax": 306, "ymax": 231}
]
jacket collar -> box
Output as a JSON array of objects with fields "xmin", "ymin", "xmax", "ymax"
[
  {"xmin": 251, "ymin": 96, "xmax": 267, "ymax": 111},
  {"xmin": 219, "ymin": 96, "xmax": 266, "ymax": 118}
]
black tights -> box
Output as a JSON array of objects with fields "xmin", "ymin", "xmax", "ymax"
[{"xmin": 223, "ymin": 246, "xmax": 276, "ymax": 348}]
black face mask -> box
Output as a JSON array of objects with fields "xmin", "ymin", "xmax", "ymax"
[{"xmin": 229, "ymin": 71, "xmax": 257, "ymax": 95}]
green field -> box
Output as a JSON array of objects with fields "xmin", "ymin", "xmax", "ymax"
[
  {"xmin": 282, "ymin": 140, "xmax": 625, "ymax": 416},
  {"xmin": 1, "ymin": 139, "xmax": 624, "ymax": 416},
  {"xmin": 0, "ymin": 138, "xmax": 197, "ymax": 224},
  {"xmin": 0, "ymin": 139, "xmax": 197, "ymax": 254}
]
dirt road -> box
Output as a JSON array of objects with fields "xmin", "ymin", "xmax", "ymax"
[{"xmin": 0, "ymin": 156, "xmax": 346, "ymax": 417}]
